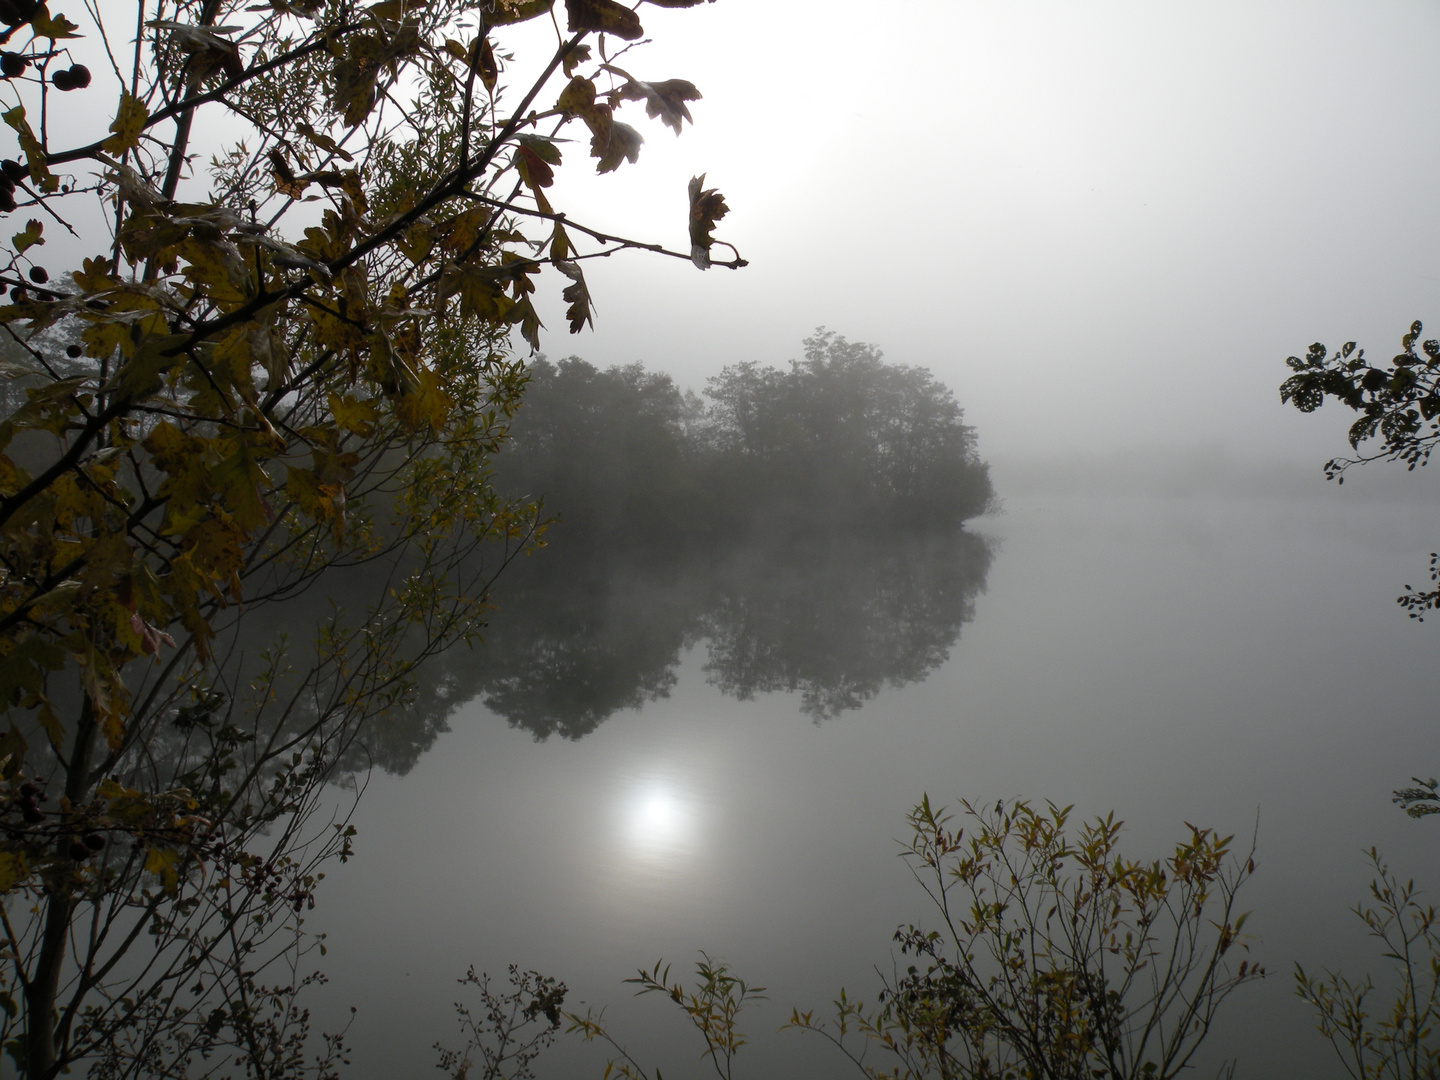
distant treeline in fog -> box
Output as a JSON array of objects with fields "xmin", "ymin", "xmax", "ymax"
[
  {"xmin": 342, "ymin": 332, "xmax": 999, "ymax": 766},
  {"xmin": 493, "ymin": 329, "xmax": 995, "ymax": 551}
]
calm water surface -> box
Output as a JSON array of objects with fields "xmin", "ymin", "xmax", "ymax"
[{"xmin": 312, "ymin": 460, "xmax": 1440, "ymax": 1080}]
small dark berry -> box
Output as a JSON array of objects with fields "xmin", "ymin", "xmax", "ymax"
[
  {"xmin": 27, "ymin": 265, "xmax": 45, "ymax": 283},
  {"xmin": 9, "ymin": 286, "xmax": 25, "ymax": 303},
  {"xmin": 65, "ymin": 343, "xmax": 81, "ymax": 358},
  {"xmin": 0, "ymin": 53, "xmax": 27, "ymax": 78},
  {"xmin": 19, "ymin": 782, "xmax": 37, "ymax": 798},
  {"xmin": 83, "ymin": 832, "xmax": 104, "ymax": 851},
  {"xmin": 67, "ymin": 841, "xmax": 90, "ymax": 861},
  {"xmin": 1, "ymin": 159, "xmax": 24, "ymax": 184},
  {"xmin": 0, "ymin": 1, "xmax": 21, "ymax": 28},
  {"xmin": 50, "ymin": 68, "xmax": 73, "ymax": 91},
  {"xmin": 21, "ymin": 801, "xmax": 43, "ymax": 824},
  {"xmin": 67, "ymin": 64, "xmax": 89, "ymax": 89},
  {"xmin": 0, "ymin": 189, "xmax": 16, "ymax": 214}
]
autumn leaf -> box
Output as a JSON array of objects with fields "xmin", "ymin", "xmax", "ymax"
[
  {"xmin": 515, "ymin": 134, "xmax": 561, "ymax": 189},
  {"xmin": 687, "ymin": 173, "xmax": 728, "ymax": 269},
  {"xmin": 555, "ymin": 260, "xmax": 593, "ymax": 333},
  {"xmin": 0, "ymin": 852, "xmax": 28, "ymax": 893},
  {"xmin": 565, "ymin": 0, "xmax": 644, "ymax": 40},
  {"xmin": 268, "ymin": 149, "xmax": 309, "ymax": 198},
  {"xmin": 10, "ymin": 220, "xmax": 42, "ymax": 256},
  {"xmin": 592, "ymin": 120, "xmax": 643, "ymax": 174},
  {"xmin": 3, "ymin": 106, "xmax": 55, "ymax": 192},
  {"xmin": 31, "ymin": 5, "xmax": 81, "ymax": 39},
  {"xmin": 144, "ymin": 847, "xmax": 182, "ymax": 895},
  {"xmin": 333, "ymin": 35, "xmax": 384, "ymax": 126},
  {"xmin": 562, "ymin": 41, "xmax": 592, "ymax": 77},
  {"xmin": 129, "ymin": 612, "xmax": 176, "ymax": 660},
  {"xmin": 483, "ymin": 0, "xmax": 555, "ymax": 25},
  {"xmin": 608, "ymin": 71, "xmax": 701, "ymax": 134},
  {"xmin": 447, "ymin": 35, "xmax": 498, "ymax": 90},
  {"xmin": 102, "ymin": 93, "xmax": 150, "ymax": 155},
  {"xmin": 550, "ymin": 220, "xmax": 572, "ymax": 260},
  {"xmin": 557, "ymin": 75, "xmax": 599, "ymax": 118},
  {"xmin": 475, "ymin": 35, "xmax": 498, "ymax": 90}
]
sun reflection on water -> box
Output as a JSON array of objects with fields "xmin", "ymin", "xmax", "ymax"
[{"xmin": 626, "ymin": 785, "xmax": 693, "ymax": 854}]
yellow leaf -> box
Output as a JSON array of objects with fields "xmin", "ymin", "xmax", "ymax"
[
  {"xmin": 2, "ymin": 106, "xmax": 56, "ymax": 192},
  {"xmin": 30, "ymin": 5, "xmax": 81, "ymax": 39},
  {"xmin": 0, "ymin": 851, "xmax": 28, "ymax": 893},
  {"xmin": 144, "ymin": 847, "xmax": 181, "ymax": 894},
  {"xmin": 11, "ymin": 219, "xmax": 42, "ymax": 255},
  {"xmin": 102, "ymin": 93, "xmax": 149, "ymax": 155},
  {"xmin": 328, "ymin": 392, "xmax": 378, "ymax": 436}
]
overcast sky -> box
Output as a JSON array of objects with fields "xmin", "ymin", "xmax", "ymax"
[
  {"xmin": 508, "ymin": 0, "xmax": 1440, "ymax": 476},
  {"xmin": 42, "ymin": 2, "xmax": 1440, "ymax": 478}
]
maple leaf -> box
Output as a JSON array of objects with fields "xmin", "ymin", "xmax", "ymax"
[
  {"xmin": 562, "ymin": 41, "xmax": 592, "ymax": 76},
  {"xmin": 608, "ymin": 70, "xmax": 701, "ymax": 134},
  {"xmin": 565, "ymin": 0, "xmax": 644, "ymax": 40},
  {"xmin": 555, "ymin": 260, "xmax": 593, "ymax": 333},
  {"xmin": 592, "ymin": 119, "xmax": 643, "ymax": 174},
  {"xmin": 515, "ymin": 134, "xmax": 561, "ymax": 189},
  {"xmin": 687, "ymin": 173, "xmax": 729, "ymax": 269},
  {"xmin": 102, "ymin": 93, "xmax": 150, "ymax": 156}
]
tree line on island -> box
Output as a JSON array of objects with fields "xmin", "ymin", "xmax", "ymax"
[{"xmin": 357, "ymin": 330, "xmax": 996, "ymax": 765}]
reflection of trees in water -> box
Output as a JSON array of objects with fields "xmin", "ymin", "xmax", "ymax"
[
  {"xmin": 351, "ymin": 335, "xmax": 997, "ymax": 771},
  {"xmin": 360, "ymin": 526, "xmax": 992, "ymax": 770},
  {"xmin": 700, "ymin": 531, "xmax": 991, "ymax": 719}
]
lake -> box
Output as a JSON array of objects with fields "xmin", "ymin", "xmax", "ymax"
[{"xmin": 309, "ymin": 452, "xmax": 1440, "ymax": 1080}]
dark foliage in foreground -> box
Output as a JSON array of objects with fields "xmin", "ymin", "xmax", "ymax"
[{"xmin": 1281, "ymin": 320, "xmax": 1440, "ymax": 620}]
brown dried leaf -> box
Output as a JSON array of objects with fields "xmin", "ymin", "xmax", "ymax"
[
  {"xmin": 687, "ymin": 173, "xmax": 728, "ymax": 269},
  {"xmin": 565, "ymin": 0, "xmax": 644, "ymax": 40}
]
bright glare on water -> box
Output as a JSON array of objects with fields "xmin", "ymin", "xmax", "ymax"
[{"xmin": 628, "ymin": 788, "xmax": 691, "ymax": 852}]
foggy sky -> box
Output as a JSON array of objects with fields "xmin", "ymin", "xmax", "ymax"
[{"xmin": 518, "ymin": 0, "xmax": 1440, "ymax": 477}]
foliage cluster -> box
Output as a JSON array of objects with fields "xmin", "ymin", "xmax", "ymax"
[
  {"xmin": 1281, "ymin": 320, "xmax": 1440, "ymax": 618},
  {"xmin": 788, "ymin": 798, "xmax": 1262, "ymax": 1080},
  {"xmin": 1297, "ymin": 851, "xmax": 1440, "ymax": 1080},
  {"xmin": 0, "ymin": 0, "xmax": 738, "ymax": 1074},
  {"xmin": 555, "ymin": 798, "xmax": 1262, "ymax": 1080}
]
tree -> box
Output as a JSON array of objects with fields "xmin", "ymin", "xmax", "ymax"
[
  {"xmin": 1296, "ymin": 849, "xmax": 1440, "ymax": 1080},
  {"xmin": 1280, "ymin": 320, "xmax": 1440, "ymax": 619},
  {"xmin": 700, "ymin": 331, "xmax": 995, "ymax": 530},
  {"xmin": 563, "ymin": 799, "xmax": 1262, "ymax": 1080},
  {"xmin": 0, "ymin": 0, "xmax": 739, "ymax": 1075},
  {"xmin": 790, "ymin": 798, "xmax": 1263, "ymax": 1080}
]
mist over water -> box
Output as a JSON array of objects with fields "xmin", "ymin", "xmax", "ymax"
[
  {"xmin": 297, "ymin": 334, "xmax": 1440, "ymax": 1080},
  {"xmin": 286, "ymin": 4, "xmax": 1440, "ymax": 1072}
]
